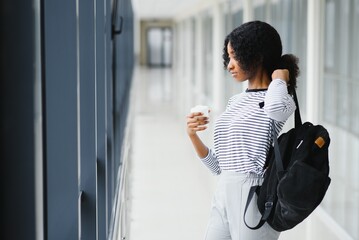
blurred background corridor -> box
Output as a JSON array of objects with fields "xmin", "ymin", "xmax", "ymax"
[{"xmin": 1, "ymin": 0, "xmax": 359, "ymax": 239}]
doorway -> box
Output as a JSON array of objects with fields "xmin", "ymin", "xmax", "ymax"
[{"xmin": 147, "ymin": 27, "xmax": 172, "ymax": 67}]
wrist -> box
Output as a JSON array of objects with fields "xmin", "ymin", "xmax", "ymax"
[
  {"xmin": 187, "ymin": 131, "xmax": 197, "ymax": 138},
  {"xmin": 272, "ymin": 69, "xmax": 289, "ymax": 83}
]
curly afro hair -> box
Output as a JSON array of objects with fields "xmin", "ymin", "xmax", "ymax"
[{"xmin": 223, "ymin": 21, "xmax": 299, "ymax": 93}]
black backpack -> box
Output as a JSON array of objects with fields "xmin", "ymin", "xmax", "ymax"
[{"xmin": 244, "ymin": 90, "xmax": 331, "ymax": 232}]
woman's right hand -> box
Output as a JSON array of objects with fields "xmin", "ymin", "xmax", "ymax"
[{"xmin": 186, "ymin": 112, "xmax": 209, "ymax": 136}]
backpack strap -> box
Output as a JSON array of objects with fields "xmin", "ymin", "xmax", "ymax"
[
  {"xmin": 244, "ymin": 88, "xmax": 302, "ymax": 230},
  {"xmin": 244, "ymin": 185, "xmax": 275, "ymax": 230},
  {"xmin": 292, "ymin": 88, "xmax": 302, "ymax": 127},
  {"xmin": 243, "ymin": 185, "xmax": 267, "ymax": 230},
  {"xmin": 271, "ymin": 120, "xmax": 284, "ymax": 172},
  {"xmin": 272, "ymin": 88, "xmax": 302, "ymax": 172}
]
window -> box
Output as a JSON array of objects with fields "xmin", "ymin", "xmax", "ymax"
[
  {"xmin": 269, "ymin": 0, "xmax": 308, "ymax": 116},
  {"xmin": 202, "ymin": 12, "xmax": 214, "ymax": 102},
  {"xmin": 323, "ymin": 1, "xmax": 359, "ymax": 238},
  {"xmin": 223, "ymin": 2, "xmax": 244, "ymax": 102},
  {"xmin": 323, "ymin": 0, "xmax": 359, "ymax": 135}
]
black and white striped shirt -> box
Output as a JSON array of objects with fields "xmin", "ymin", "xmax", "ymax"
[{"xmin": 201, "ymin": 79, "xmax": 296, "ymax": 176}]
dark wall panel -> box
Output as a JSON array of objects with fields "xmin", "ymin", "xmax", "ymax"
[
  {"xmin": 0, "ymin": 1, "xmax": 36, "ymax": 239},
  {"xmin": 95, "ymin": 0, "xmax": 109, "ymax": 238},
  {"xmin": 1, "ymin": 0, "xmax": 134, "ymax": 239},
  {"xmin": 78, "ymin": 0, "xmax": 97, "ymax": 239},
  {"xmin": 106, "ymin": 0, "xmax": 116, "ymax": 226},
  {"xmin": 114, "ymin": 0, "xmax": 135, "ymax": 177},
  {"xmin": 43, "ymin": 1, "xmax": 79, "ymax": 239}
]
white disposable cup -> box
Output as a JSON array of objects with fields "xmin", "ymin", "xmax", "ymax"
[{"xmin": 190, "ymin": 105, "xmax": 209, "ymax": 117}]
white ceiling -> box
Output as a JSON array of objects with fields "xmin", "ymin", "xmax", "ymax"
[{"xmin": 132, "ymin": 0, "xmax": 201, "ymax": 19}]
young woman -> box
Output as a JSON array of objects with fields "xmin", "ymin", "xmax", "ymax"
[{"xmin": 186, "ymin": 21, "xmax": 299, "ymax": 240}]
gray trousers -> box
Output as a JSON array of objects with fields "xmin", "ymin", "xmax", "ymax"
[{"xmin": 205, "ymin": 171, "xmax": 280, "ymax": 240}]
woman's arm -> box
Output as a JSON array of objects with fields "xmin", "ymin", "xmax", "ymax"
[
  {"xmin": 264, "ymin": 69, "xmax": 296, "ymax": 121},
  {"xmin": 186, "ymin": 112, "xmax": 221, "ymax": 174}
]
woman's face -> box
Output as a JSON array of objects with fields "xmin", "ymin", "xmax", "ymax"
[{"xmin": 227, "ymin": 42, "xmax": 248, "ymax": 82}]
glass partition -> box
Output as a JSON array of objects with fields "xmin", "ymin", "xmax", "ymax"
[
  {"xmin": 202, "ymin": 11, "xmax": 214, "ymax": 103},
  {"xmin": 323, "ymin": 0, "xmax": 359, "ymax": 238}
]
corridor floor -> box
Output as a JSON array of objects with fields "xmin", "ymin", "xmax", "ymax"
[{"xmin": 127, "ymin": 67, "xmax": 216, "ymax": 240}]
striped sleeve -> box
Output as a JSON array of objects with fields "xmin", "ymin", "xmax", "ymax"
[
  {"xmin": 264, "ymin": 78, "xmax": 296, "ymax": 121},
  {"xmin": 200, "ymin": 148, "xmax": 221, "ymax": 175}
]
